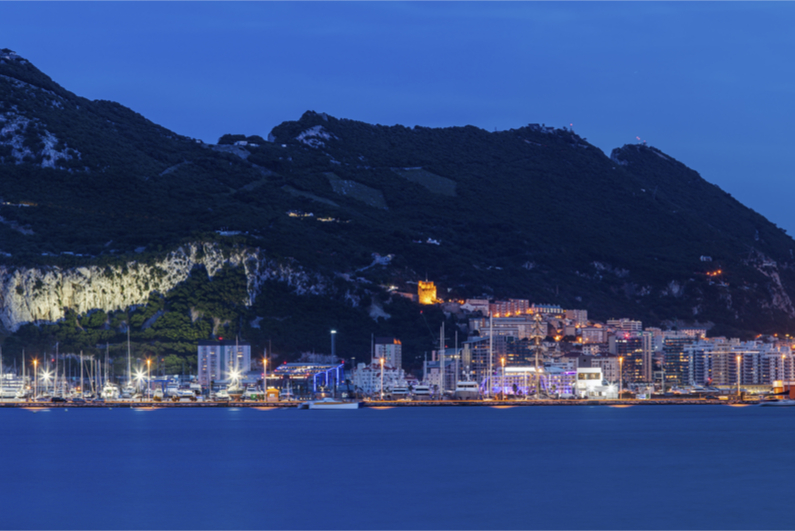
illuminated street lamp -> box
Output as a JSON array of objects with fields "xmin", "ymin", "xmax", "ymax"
[
  {"xmin": 146, "ymin": 358, "xmax": 151, "ymax": 401},
  {"xmin": 263, "ymin": 356, "xmax": 268, "ymax": 402},
  {"xmin": 380, "ymin": 356, "xmax": 385, "ymax": 401},
  {"xmin": 736, "ymin": 355, "xmax": 742, "ymax": 397},
  {"xmin": 618, "ymin": 357, "xmax": 624, "ymax": 400},
  {"xmin": 501, "ymin": 357, "xmax": 506, "ymax": 400},
  {"xmin": 330, "ymin": 330, "xmax": 337, "ymax": 360},
  {"xmin": 33, "ymin": 359, "xmax": 38, "ymax": 398}
]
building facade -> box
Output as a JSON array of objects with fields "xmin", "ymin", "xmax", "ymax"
[{"xmin": 197, "ymin": 340, "xmax": 252, "ymax": 387}]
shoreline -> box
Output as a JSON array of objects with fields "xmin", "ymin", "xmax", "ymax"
[{"xmin": 0, "ymin": 398, "xmax": 759, "ymax": 408}]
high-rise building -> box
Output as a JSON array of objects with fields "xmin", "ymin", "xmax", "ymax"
[
  {"xmin": 374, "ymin": 337, "xmax": 403, "ymax": 369},
  {"xmin": 197, "ymin": 340, "xmax": 251, "ymax": 387},
  {"xmin": 615, "ymin": 333, "xmax": 646, "ymax": 384},
  {"xmin": 663, "ymin": 334, "xmax": 696, "ymax": 387}
]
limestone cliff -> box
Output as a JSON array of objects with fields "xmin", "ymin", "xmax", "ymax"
[{"xmin": 0, "ymin": 243, "xmax": 328, "ymax": 331}]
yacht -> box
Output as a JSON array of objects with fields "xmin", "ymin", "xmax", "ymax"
[
  {"xmin": 299, "ymin": 397, "xmax": 361, "ymax": 410},
  {"xmin": 215, "ymin": 389, "xmax": 231, "ymax": 401},
  {"xmin": 454, "ymin": 381, "xmax": 480, "ymax": 400},
  {"xmin": 165, "ymin": 380, "xmax": 180, "ymax": 399},
  {"xmin": 390, "ymin": 387, "xmax": 410, "ymax": 399},
  {"xmin": 152, "ymin": 388, "xmax": 164, "ymax": 402},
  {"xmin": 15, "ymin": 387, "xmax": 32, "ymax": 400},
  {"xmin": 412, "ymin": 385, "xmax": 431, "ymax": 399},
  {"xmin": 177, "ymin": 388, "xmax": 197, "ymax": 401},
  {"xmin": 102, "ymin": 383, "xmax": 120, "ymax": 400},
  {"xmin": 120, "ymin": 383, "xmax": 135, "ymax": 400},
  {"xmin": 760, "ymin": 398, "xmax": 795, "ymax": 407}
]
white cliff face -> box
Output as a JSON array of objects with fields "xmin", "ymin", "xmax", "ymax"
[{"xmin": 0, "ymin": 243, "xmax": 329, "ymax": 331}]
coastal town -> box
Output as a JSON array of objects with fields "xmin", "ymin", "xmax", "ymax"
[{"xmin": 2, "ymin": 279, "xmax": 794, "ymax": 407}]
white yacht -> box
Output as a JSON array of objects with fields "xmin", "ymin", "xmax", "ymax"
[
  {"xmin": 152, "ymin": 388, "xmax": 164, "ymax": 402},
  {"xmin": 165, "ymin": 380, "xmax": 180, "ymax": 398},
  {"xmin": 177, "ymin": 388, "xmax": 197, "ymax": 401},
  {"xmin": 454, "ymin": 381, "xmax": 480, "ymax": 400},
  {"xmin": 215, "ymin": 389, "xmax": 231, "ymax": 401},
  {"xmin": 102, "ymin": 383, "xmax": 120, "ymax": 400},
  {"xmin": 412, "ymin": 385, "xmax": 431, "ymax": 399},
  {"xmin": 121, "ymin": 383, "xmax": 135, "ymax": 400},
  {"xmin": 299, "ymin": 397, "xmax": 360, "ymax": 410}
]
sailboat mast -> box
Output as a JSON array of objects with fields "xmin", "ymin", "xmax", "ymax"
[{"xmin": 127, "ymin": 325, "xmax": 132, "ymax": 388}]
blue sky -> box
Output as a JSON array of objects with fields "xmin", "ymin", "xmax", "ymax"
[{"xmin": 3, "ymin": 2, "xmax": 795, "ymax": 234}]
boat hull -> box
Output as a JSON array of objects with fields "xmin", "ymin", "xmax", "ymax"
[{"xmin": 306, "ymin": 400, "xmax": 361, "ymax": 410}]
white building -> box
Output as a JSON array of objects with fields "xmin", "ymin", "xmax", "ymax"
[
  {"xmin": 374, "ymin": 337, "xmax": 403, "ymax": 369},
  {"xmin": 575, "ymin": 367, "xmax": 617, "ymax": 399},
  {"xmin": 197, "ymin": 340, "xmax": 251, "ymax": 387},
  {"xmin": 352, "ymin": 362, "xmax": 407, "ymax": 397}
]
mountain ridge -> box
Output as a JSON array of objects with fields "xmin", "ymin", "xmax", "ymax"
[{"xmin": 0, "ymin": 50, "xmax": 794, "ymax": 367}]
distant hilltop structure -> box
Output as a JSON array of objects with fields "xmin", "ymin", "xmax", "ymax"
[{"xmin": 418, "ymin": 280, "xmax": 440, "ymax": 305}]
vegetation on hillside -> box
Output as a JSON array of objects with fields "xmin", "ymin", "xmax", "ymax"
[{"xmin": 1, "ymin": 54, "xmax": 795, "ymax": 369}]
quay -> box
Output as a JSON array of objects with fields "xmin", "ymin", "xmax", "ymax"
[{"xmin": 0, "ymin": 397, "xmax": 759, "ymax": 408}]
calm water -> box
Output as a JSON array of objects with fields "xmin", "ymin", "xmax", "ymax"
[{"xmin": 2, "ymin": 404, "xmax": 794, "ymax": 530}]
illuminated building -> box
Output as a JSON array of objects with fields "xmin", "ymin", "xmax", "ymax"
[
  {"xmin": 418, "ymin": 281, "xmax": 438, "ymax": 305},
  {"xmin": 352, "ymin": 362, "xmax": 406, "ymax": 396},
  {"xmin": 197, "ymin": 340, "xmax": 251, "ymax": 387},
  {"xmin": 607, "ymin": 319, "xmax": 642, "ymax": 332},
  {"xmin": 271, "ymin": 362, "xmax": 345, "ymax": 397},
  {"xmin": 663, "ymin": 334, "xmax": 696, "ymax": 387},
  {"xmin": 615, "ymin": 333, "xmax": 647, "ymax": 383},
  {"xmin": 590, "ymin": 355, "xmax": 619, "ymax": 384},
  {"xmin": 374, "ymin": 337, "xmax": 403, "ymax": 369}
]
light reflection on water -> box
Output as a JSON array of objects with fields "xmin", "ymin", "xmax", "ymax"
[{"xmin": 3, "ymin": 405, "xmax": 794, "ymax": 530}]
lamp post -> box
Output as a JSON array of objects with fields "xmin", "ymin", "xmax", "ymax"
[
  {"xmin": 736, "ymin": 355, "xmax": 742, "ymax": 398},
  {"xmin": 618, "ymin": 356, "xmax": 624, "ymax": 400},
  {"xmin": 330, "ymin": 330, "xmax": 337, "ymax": 360},
  {"xmin": 500, "ymin": 357, "xmax": 506, "ymax": 400},
  {"xmin": 783, "ymin": 354, "xmax": 787, "ymax": 388},
  {"xmin": 380, "ymin": 356, "xmax": 385, "ymax": 401},
  {"xmin": 33, "ymin": 359, "xmax": 38, "ymax": 398},
  {"xmin": 263, "ymin": 356, "xmax": 268, "ymax": 402},
  {"xmin": 146, "ymin": 358, "xmax": 151, "ymax": 402}
]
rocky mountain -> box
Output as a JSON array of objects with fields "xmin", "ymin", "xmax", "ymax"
[{"xmin": 1, "ymin": 49, "xmax": 794, "ymax": 368}]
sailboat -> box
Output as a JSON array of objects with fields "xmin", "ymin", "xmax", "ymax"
[
  {"xmin": 101, "ymin": 343, "xmax": 120, "ymax": 400},
  {"xmin": 121, "ymin": 326, "xmax": 135, "ymax": 399}
]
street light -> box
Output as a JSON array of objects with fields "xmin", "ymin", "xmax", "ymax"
[
  {"xmin": 330, "ymin": 330, "xmax": 337, "ymax": 360},
  {"xmin": 736, "ymin": 355, "xmax": 742, "ymax": 397},
  {"xmin": 33, "ymin": 359, "xmax": 38, "ymax": 398},
  {"xmin": 263, "ymin": 356, "xmax": 268, "ymax": 402},
  {"xmin": 501, "ymin": 357, "xmax": 506, "ymax": 400},
  {"xmin": 380, "ymin": 356, "xmax": 385, "ymax": 401},
  {"xmin": 146, "ymin": 358, "xmax": 151, "ymax": 402},
  {"xmin": 618, "ymin": 356, "xmax": 624, "ymax": 400}
]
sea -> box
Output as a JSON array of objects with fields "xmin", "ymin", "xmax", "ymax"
[{"xmin": 2, "ymin": 404, "xmax": 794, "ymax": 530}]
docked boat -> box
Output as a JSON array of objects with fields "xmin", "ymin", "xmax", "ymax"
[
  {"xmin": 176, "ymin": 388, "xmax": 197, "ymax": 401},
  {"xmin": 760, "ymin": 398, "xmax": 795, "ymax": 407},
  {"xmin": 102, "ymin": 383, "xmax": 120, "ymax": 400},
  {"xmin": 412, "ymin": 385, "xmax": 431, "ymax": 399},
  {"xmin": 215, "ymin": 389, "xmax": 231, "ymax": 402},
  {"xmin": 120, "ymin": 383, "xmax": 135, "ymax": 400},
  {"xmin": 165, "ymin": 380, "xmax": 180, "ymax": 399},
  {"xmin": 152, "ymin": 388, "xmax": 164, "ymax": 402},
  {"xmin": 454, "ymin": 381, "xmax": 480, "ymax": 400},
  {"xmin": 389, "ymin": 387, "xmax": 410, "ymax": 399},
  {"xmin": 298, "ymin": 397, "xmax": 361, "ymax": 410}
]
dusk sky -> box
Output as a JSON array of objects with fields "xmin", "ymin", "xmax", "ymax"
[{"xmin": 3, "ymin": 2, "xmax": 795, "ymax": 235}]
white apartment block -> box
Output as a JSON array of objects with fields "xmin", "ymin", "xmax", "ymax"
[
  {"xmin": 352, "ymin": 362, "xmax": 407, "ymax": 396},
  {"xmin": 374, "ymin": 337, "xmax": 403, "ymax": 369},
  {"xmin": 197, "ymin": 340, "xmax": 252, "ymax": 387}
]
